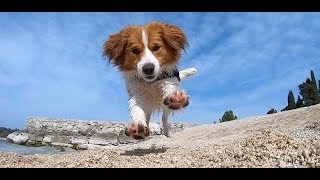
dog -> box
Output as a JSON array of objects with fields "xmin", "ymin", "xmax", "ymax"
[{"xmin": 103, "ymin": 21, "xmax": 197, "ymax": 139}]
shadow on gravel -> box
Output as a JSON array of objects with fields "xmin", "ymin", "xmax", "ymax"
[{"xmin": 121, "ymin": 146, "xmax": 168, "ymax": 156}]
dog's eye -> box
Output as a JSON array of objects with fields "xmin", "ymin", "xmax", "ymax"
[
  {"xmin": 132, "ymin": 48, "xmax": 140, "ymax": 55},
  {"xmin": 152, "ymin": 45, "xmax": 160, "ymax": 52}
]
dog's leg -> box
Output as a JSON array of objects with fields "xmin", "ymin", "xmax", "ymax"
[
  {"xmin": 162, "ymin": 109, "xmax": 171, "ymax": 137},
  {"xmin": 162, "ymin": 68, "xmax": 196, "ymax": 110},
  {"xmin": 145, "ymin": 111, "xmax": 151, "ymax": 127},
  {"xmin": 124, "ymin": 96, "xmax": 150, "ymax": 140}
]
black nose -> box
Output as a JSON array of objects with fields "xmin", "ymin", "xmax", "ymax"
[{"xmin": 142, "ymin": 63, "xmax": 155, "ymax": 75}]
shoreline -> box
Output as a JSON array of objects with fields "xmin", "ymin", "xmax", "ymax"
[{"xmin": 1, "ymin": 104, "xmax": 320, "ymax": 167}]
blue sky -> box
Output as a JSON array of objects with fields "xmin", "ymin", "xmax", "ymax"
[{"xmin": 1, "ymin": 12, "xmax": 320, "ymax": 129}]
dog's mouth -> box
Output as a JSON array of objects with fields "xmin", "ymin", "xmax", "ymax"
[{"xmin": 145, "ymin": 75, "xmax": 155, "ymax": 80}]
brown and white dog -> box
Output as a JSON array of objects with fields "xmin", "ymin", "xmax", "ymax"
[{"xmin": 103, "ymin": 21, "xmax": 197, "ymax": 139}]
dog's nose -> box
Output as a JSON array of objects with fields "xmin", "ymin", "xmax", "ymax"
[{"xmin": 142, "ymin": 63, "xmax": 155, "ymax": 75}]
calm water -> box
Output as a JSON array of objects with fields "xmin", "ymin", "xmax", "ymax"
[{"xmin": 0, "ymin": 139, "xmax": 74, "ymax": 155}]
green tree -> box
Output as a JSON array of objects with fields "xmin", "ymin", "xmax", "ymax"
[
  {"xmin": 219, "ymin": 110, "xmax": 238, "ymax": 123},
  {"xmin": 296, "ymin": 95, "xmax": 304, "ymax": 108},
  {"xmin": 267, "ymin": 108, "xmax": 277, "ymax": 114},
  {"xmin": 311, "ymin": 70, "xmax": 319, "ymax": 92},
  {"xmin": 318, "ymin": 80, "xmax": 320, "ymax": 93},
  {"xmin": 299, "ymin": 75, "xmax": 320, "ymax": 106},
  {"xmin": 311, "ymin": 70, "xmax": 316, "ymax": 84},
  {"xmin": 288, "ymin": 90, "xmax": 296, "ymax": 110},
  {"xmin": 282, "ymin": 90, "xmax": 296, "ymax": 111}
]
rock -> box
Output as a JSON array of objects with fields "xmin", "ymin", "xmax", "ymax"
[
  {"xmin": 279, "ymin": 160, "xmax": 286, "ymax": 168},
  {"xmin": 92, "ymin": 132, "xmax": 118, "ymax": 141},
  {"xmin": 149, "ymin": 123, "xmax": 161, "ymax": 135},
  {"xmin": 302, "ymin": 149, "xmax": 310, "ymax": 159},
  {"xmin": 43, "ymin": 135, "xmax": 54, "ymax": 143},
  {"xmin": 71, "ymin": 137, "xmax": 89, "ymax": 145},
  {"xmin": 52, "ymin": 136, "xmax": 71, "ymax": 144},
  {"xmin": 76, "ymin": 144, "xmax": 89, "ymax": 150},
  {"xmin": 316, "ymin": 141, "xmax": 320, "ymax": 151},
  {"xmin": 51, "ymin": 142, "xmax": 74, "ymax": 148},
  {"xmin": 25, "ymin": 140, "xmax": 38, "ymax": 146},
  {"xmin": 35, "ymin": 136, "xmax": 44, "ymax": 142},
  {"xmin": 89, "ymin": 137, "xmax": 114, "ymax": 146},
  {"xmin": 7, "ymin": 132, "xmax": 29, "ymax": 145},
  {"xmin": 27, "ymin": 134, "xmax": 37, "ymax": 141}
]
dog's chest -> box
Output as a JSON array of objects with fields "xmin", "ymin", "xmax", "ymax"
[{"xmin": 126, "ymin": 79, "xmax": 179, "ymax": 108}]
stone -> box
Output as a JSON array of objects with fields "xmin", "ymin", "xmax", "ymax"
[
  {"xmin": 316, "ymin": 140, "xmax": 320, "ymax": 150},
  {"xmin": 7, "ymin": 132, "xmax": 29, "ymax": 145},
  {"xmin": 279, "ymin": 160, "xmax": 286, "ymax": 168},
  {"xmin": 149, "ymin": 122, "xmax": 162, "ymax": 135},
  {"xmin": 92, "ymin": 132, "xmax": 118, "ymax": 140},
  {"xmin": 89, "ymin": 137, "xmax": 115, "ymax": 146},
  {"xmin": 51, "ymin": 142, "xmax": 74, "ymax": 148},
  {"xmin": 76, "ymin": 144, "xmax": 89, "ymax": 150},
  {"xmin": 35, "ymin": 136, "xmax": 44, "ymax": 142},
  {"xmin": 52, "ymin": 136, "xmax": 71, "ymax": 144},
  {"xmin": 25, "ymin": 140, "xmax": 38, "ymax": 146},
  {"xmin": 71, "ymin": 137, "xmax": 89, "ymax": 145},
  {"xmin": 302, "ymin": 149, "xmax": 310, "ymax": 159},
  {"xmin": 27, "ymin": 134, "xmax": 37, "ymax": 141},
  {"xmin": 43, "ymin": 135, "xmax": 54, "ymax": 143}
]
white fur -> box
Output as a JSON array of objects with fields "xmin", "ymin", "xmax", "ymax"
[
  {"xmin": 137, "ymin": 30, "xmax": 160, "ymax": 82},
  {"xmin": 124, "ymin": 66, "xmax": 197, "ymax": 137},
  {"xmin": 142, "ymin": 30, "xmax": 148, "ymax": 47}
]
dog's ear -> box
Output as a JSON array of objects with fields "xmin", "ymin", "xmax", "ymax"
[
  {"xmin": 160, "ymin": 22, "xmax": 188, "ymax": 52},
  {"xmin": 103, "ymin": 29, "xmax": 128, "ymax": 68}
]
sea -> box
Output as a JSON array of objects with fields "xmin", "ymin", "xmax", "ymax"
[{"xmin": 0, "ymin": 139, "xmax": 74, "ymax": 155}]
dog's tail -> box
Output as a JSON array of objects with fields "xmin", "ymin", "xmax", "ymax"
[{"xmin": 179, "ymin": 67, "xmax": 197, "ymax": 82}]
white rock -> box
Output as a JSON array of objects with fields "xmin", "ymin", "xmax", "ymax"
[
  {"xmin": 149, "ymin": 122, "xmax": 161, "ymax": 135},
  {"xmin": 77, "ymin": 144, "xmax": 89, "ymax": 150},
  {"xmin": 71, "ymin": 137, "xmax": 89, "ymax": 145},
  {"xmin": 7, "ymin": 132, "xmax": 29, "ymax": 144},
  {"xmin": 43, "ymin": 135, "xmax": 54, "ymax": 143},
  {"xmin": 279, "ymin": 160, "xmax": 286, "ymax": 168},
  {"xmin": 51, "ymin": 142, "xmax": 73, "ymax": 148},
  {"xmin": 89, "ymin": 137, "xmax": 112, "ymax": 146}
]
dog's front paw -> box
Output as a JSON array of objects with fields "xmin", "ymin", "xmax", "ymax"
[
  {"xmin": 124, "ymin": 123, "xmax": 150, "ymax": 140},
  {"xmin": 163, "ymin": 90, "xmax": 189, "ymax": 110}
]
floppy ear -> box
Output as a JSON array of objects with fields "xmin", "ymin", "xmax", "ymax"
[
  {"xmin": 103, "ymin": 30, "xmax": 128, "ymax": 67},
  {"xmin": 160, "ymin": 23, "xmax": 188, "ymax": 52}
]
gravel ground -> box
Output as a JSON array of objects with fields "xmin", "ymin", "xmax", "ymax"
[{"xmin": 1, "ymin": 104, "xmax": 320, "ymax": 168}]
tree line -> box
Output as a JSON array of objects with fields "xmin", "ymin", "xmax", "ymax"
[
  {"xmin": 0, "ymin": 127, "xmax": 19, "ymax": 138},
  {"xmin": 268, "ymin": 70, "xmax": 320, "ymax": 114},
  {"xmin": 218, "ymin": 69, "xmax": 320, "ymax": 123}
]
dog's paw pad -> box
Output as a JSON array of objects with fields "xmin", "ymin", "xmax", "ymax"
[
  {"xmin": 163, "ymin": 90, "xmax": 189, "ymax": 110},
  {"xmin": 125, "ymin": 123, "xmax": 150, "ymax": 140}
]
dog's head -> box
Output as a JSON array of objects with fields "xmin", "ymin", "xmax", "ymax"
[{"xmin": 103, "ymin": 22, "xmax": 188, "ymax": 82}]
